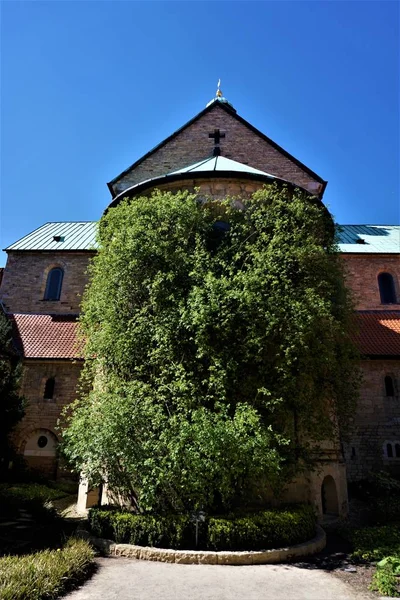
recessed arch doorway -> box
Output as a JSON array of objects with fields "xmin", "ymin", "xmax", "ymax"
[{"xmin": 321, "ymin": 475, "xmax": 339, "ymax": 515}]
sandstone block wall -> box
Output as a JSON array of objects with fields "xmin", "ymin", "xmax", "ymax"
[
  {"xmin": 0, "ymin": 251, "xmax": 95, "ymax": 314},
  {"xmin": 344, "ymin": 359, "xmax": 400, "ymax": 481},
  {"xmin": 112, "ymin": 105, "xmax": 323, "ymax": 196},
  {"xmin": 342, "ymin": 254, "xmax": 400, "ymax": 310}
]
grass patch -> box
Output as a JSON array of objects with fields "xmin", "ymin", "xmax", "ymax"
[
  {"xmin": 0, "ymin": 538, "xmax": 95, "ymax": 600},
  {"xmin": 0, "ymin": 482, "xmax": 69, "ymax": 505}
]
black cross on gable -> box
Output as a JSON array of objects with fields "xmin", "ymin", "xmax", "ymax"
[{"xmin": 209, "ymin": 129, "xmax": 225, "ymax": 145}]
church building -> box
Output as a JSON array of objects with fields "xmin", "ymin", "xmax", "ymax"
[{"xmin": 1, "ymin": 86, "xmax": 399, "ymax": 517}]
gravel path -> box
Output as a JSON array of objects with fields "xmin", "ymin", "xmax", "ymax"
[{"xmin": 65, "ymin": 556, "xmax": 375, "ymax": 600}]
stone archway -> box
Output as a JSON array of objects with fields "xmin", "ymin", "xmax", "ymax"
[
  {"xmin": 23, "ymin": 429, "xmax": 58, "ymax": 478},
  {"xmin": 321, "ymin": 475, "xmax": 339, "ymax": 515}
]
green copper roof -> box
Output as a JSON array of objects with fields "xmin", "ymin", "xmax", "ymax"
[
  {"xmin": 5, "ymin": 222, "xmax": 98, "ymax": 251},
  {"xmin": 167, "ymin": 155, "xmax": 277, "ymax": 178},
  {"xmin": 337, "ymin": 225, "xmax": 400, "ymax": 253},
  {"xmin": 5, "ymin": 222, "xmax": 399, "ymax": 254}
]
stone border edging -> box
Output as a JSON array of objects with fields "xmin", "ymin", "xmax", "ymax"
[{"xmin": 77, "ymin": 525, "xmax": 326, "ymax": 565}]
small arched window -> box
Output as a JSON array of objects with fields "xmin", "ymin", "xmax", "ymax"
[
  {"xmin": 385, "ymin": 375, "xmax": 395, "ymax": 397},
  {"xmin": 378, "ymin": 272, "xmax": 397, "ymax": 304},
  {"xmin": 396, "ymin": 444, "xmax": 400, "ymax": 458},
  {"xmin": 387, "ymin": 443, "xmax": 393, "ymax": 458},
  {"xmin": 44, "ymin": 268, "xmax": 63, "ymax": 301},
  {"xmin": 43, "ymin": 377, "xmax": 55, "ymax": 400}
]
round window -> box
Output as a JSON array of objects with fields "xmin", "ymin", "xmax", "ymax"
[{"xmin": 37, "ymin": 435, "xmax": 48, "ymax": 449}]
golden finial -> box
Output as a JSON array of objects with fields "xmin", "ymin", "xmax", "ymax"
[{"xmin": 216, "ymin": 79, "xmax": 223, "ymax": 98}]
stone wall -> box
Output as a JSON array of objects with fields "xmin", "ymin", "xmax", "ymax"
[
  {"xmin": 0, "ymin": 251, "xmax": 95, "ymax": 314},
  {"xmin": 344, "ymin": 359, "xmax": 400, "ymax": 481},
  {"xmin": 144, "ymin": 177, "xmax": 264, "ymax": 202},
  {"xmin": 342, "ymin": 254, "xmax": 400, "ymax": 310},
  {"xmin": 12, "ymin": 359, "xmax": 83, "ymax": 476},
  {"xmin": 112, "ymin": 104, "xmax": 324, "ymax": 197}
]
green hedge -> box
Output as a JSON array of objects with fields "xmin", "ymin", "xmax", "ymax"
[
  {"xmin": 0, "ymin": 538, "xmax": 94, "ymax": 600},
  {"xmin": 88, "ymin": 504, "xmax": 316, "ymax": 551},
  {"xmin": 208, "ymin": 505, "xmax": 316, "ymax": 550}
]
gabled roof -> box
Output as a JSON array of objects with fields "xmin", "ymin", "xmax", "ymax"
[
  {"xmin": 5, "ymin": 222, "xmax": 97, "ymax": 252},
  {"xmin": 107, "ymin": 100, "xmax": 326, "ymax": 197},
  {"xmin": 354, "ymin": 311, "xmax": 400, "ymax": 357},
  {"xmin": 337, "ymin": 225, "xmax": 400, "ymax": 254},
  {"xmin": 9, "ymin": 313, "xmax": 82, "ymax": 359}
]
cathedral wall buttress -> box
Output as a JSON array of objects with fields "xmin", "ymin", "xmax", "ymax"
[
  {"xmin": 342, "ymin": 254, "xmax": 400, "ymax": 311},
  {"xmin": 0, "ymin": 251, "xmax": 95, "ymax": 314}
]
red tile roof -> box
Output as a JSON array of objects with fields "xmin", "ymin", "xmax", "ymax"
[
  {"xmin": 354, "ymin": 311, "xmax": 400, "ymax": 357},
  {"xmin": 7, "ymin": 311, "xmax": 400, "ymax": 360},
  {"xmin": 9, "ymin": 313, "xmax": 82, "ymax": 359}
]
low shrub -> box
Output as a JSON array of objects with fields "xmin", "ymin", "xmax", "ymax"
[
  {"xmin": 88, "ymin": 504, "xmax": 316, "ymax": 551},
  {"xmin": 349, "ymin": 525, "xmax": 400, "ymax": 562},
  {"xmin": 0, "ymin": 538, "xmax": 94, "ymax": 600},
  {"xmin": 370, "ymin": 556, "xmax": 400, "ymax": 597}
]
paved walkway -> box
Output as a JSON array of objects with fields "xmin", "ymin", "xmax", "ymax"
[{"xmin": 66, "ymin": 557, "xmax": 373, "ymax": 600}]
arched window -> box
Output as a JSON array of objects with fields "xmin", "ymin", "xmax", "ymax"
[
  {"xmin": 385, "ymin": 375, "xmax": 395, "ymax": 397},
  {"xmin": 43, "ymin": 377, "xmax": 55, "ymax": 400},
  {"xmin": 387, "ymin": 443, "xmax": 393, "ymax": 458},
  {"xmin": 395, "ymin": 444, "xmax": 400, "ymax": 458},
  {"xmin": 378, "ymin": 273, "xmax": 397, "ymax": 304},
  {"xmin": 44, "ymin": 268, "xmax": 63, "ymax": 301}
]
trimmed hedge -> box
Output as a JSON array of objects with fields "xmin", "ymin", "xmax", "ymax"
[
  {"xmin": 0, "ymin": 538, "xmax": 94, "ymax": 600},
  {"xmin": 208, "ymin": 506, "xmax": 316, "ymax": 551},
  {"xmin": 88, "ymin": 504, "xmax": 316, "ymax": 551}
]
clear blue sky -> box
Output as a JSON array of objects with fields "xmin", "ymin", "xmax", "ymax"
[{"xmin": 1, "ymin": 1, "xmax": 399, "ymax": 266}]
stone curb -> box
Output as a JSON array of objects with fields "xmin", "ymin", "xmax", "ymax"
[{"xmin": 77, "ymin": 525, "xmax": 326, "ymax": 565}]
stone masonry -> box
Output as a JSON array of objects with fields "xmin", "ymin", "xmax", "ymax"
[
  {"xmin": 343, "ymin": 359, "xmax": 400, "ymax": 480},
  {"xmin": 342, "ymin": 254, "xmax": 400, "ymax": 311},
  {"xmin": 110, "ymin": 103, "xmax": 324, "ymax": 197},
  {"xmin": 1, "ymin": 251, "xmax": 95, "ymax": 314},
  {"xmin": 342, "ymin": 252, "xmax": 400, "ymax": 480},
  {"xmin": 12, "ymin": 359, "xmax": 83, "ymax": 477}
]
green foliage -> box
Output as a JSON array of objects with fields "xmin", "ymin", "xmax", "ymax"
[
  {"xmin": 62, "ymin": 185, "xmax": 358, "ymax": 513},
  {"xmin": 207, "ymin": 504, "xmax": 316, "ymax": 550},
  {"xmin": 371, "ymin": 556, "xmax": 400, "ymax": 597},
  {"xmin": 0, "ymin": 483, "xmax": 68, "ymax": 505},
  {"xmin": 371, "ymin": 496, "xmax": 400, "ymax": 525},
  {"xmin": 377, "ymin": 556, "xmax": 400, "ymax": 574},
  {"xmin": 348, "ymin": 525, "xmax": 400, "ymax": 562},
  {"xmin": 0, "ymin": 311, "xmax": 25, "ymax": 474},
  {"xmin": 0, "ymin": 538, "xmax": 94, "ymax": 600},
  {"xmin": 348, "ymin": 471, "xmax": 400, "ymax": 524},
  {"xmin": 89, "ymin": 508, "xmax": 195, "ymax": 548},
  {"xmin": 88, "ymin": 504, "xmax": 316, "ymax": 550}
]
